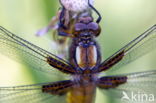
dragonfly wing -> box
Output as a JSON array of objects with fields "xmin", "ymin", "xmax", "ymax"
[
  {"xmin": 0, "ymin": 86, "xmax": 64, "ymax": 103},
  {"xmin": 0, "ymin": 80, "xmax": 74, "ymax": 103},
  {"xmin": 0, "ymin": 26, "xmax": 75, "ymax": 76},
  {"xmin": 99, "ymin": 70, "xmax": 156, "ymax": 102},
  {"xmin": 97, "ymin": 25, "xmax": 156, "ymax": 73}
]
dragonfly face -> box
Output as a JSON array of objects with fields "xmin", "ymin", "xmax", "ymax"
[{"xmin": 58, "ymin": 16, "xmax": 100, "ymax": 38}]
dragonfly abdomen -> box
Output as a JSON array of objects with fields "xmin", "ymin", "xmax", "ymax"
[{"xmin": 67, "ymin": 82, "xmax": 96, "ymax": 103}]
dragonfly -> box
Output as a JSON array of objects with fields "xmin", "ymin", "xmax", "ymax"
[{"xmin": 0, "ymin": 11, "xmax": 156, "ymax": 103}]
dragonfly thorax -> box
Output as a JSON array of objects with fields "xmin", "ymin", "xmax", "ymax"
[
  {"xmin": 72, "ymin": 73, "xmax": 98, "ymax": 85},
  {"xmin": 77, "ymin": 33, "xmax": 94, "ymax": 48},
  {"xmin": 69, "ymin": 36, "xmax": 101, "ymax": 72}
]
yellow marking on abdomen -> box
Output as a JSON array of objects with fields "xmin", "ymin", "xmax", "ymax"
[{"xmin": 67, "ymin": 84, "xmax": 96, "ymax": 103}]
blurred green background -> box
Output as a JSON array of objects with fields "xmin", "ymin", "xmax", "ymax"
[{"xmin": 0, "ymin": 0, "xmax": 156, "ymax": 103}]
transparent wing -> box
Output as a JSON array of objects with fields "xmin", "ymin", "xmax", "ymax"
[
  {"xmin": 99, "ymin": 25, "xmax": 156, "ymax": 74},
  {"xmin": 99, "ymin": 70, "xmax": 156, "ymax": 103},
  {"xmin": 0, "ymin": 82, "xmax": 66, "ymax": 103},
  {"xmin": 0, "ymin": 26, "xmax": 74, "ymax": 77}
]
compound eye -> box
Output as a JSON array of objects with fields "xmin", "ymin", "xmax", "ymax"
[
  {"xmin": 87, "ymin": 22, "xmax": 99, "ymax": 30},
  {"xmin": 87, "ymin": 22, "xmax": 101, "ymax": 37},
  {"xmin": 75, "ymin": 23, "xmax": 87, "ymax": 31}
]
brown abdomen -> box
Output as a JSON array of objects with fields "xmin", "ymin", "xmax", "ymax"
[{"xmin": 67, "ymin": 83, "xmax": 96, "ymax": 103}]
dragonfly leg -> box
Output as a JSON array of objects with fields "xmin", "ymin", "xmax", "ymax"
[
  {"xmin": 88, "ymin": 0, "xmax": 101, "ymax": 23},
  {"xmin": 59, "ymin": 7, "xmax": 68, "ymax": 29}
]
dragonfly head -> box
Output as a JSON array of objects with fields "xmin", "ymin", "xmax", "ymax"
[
  {"xmin": 73, "ymin": 16, "xmax": 101, "ymax": 38},
  {"xmin": 58, "ymin": 16, "xmax": 101, "ymax": 39}
]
